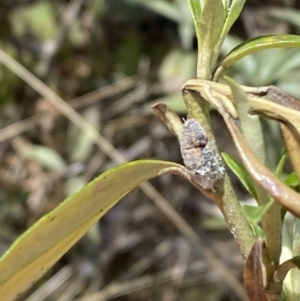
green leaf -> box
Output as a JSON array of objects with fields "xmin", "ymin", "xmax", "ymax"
[
  {"xmin": 268, "ymin": 7, "xmax": 300, "ymax": 29},
  {"xmin": 275, "ymin": 151, "xmax": 288, "ymax": 177},
  {"xmin": 225, "ymin": 77, "xmax": 266, "ymax": 164},
  {"xmin": 218, "ymin": 0, "xmax": 246, "ymax": 52},
  {"xmin": 214, "ymin": 34, "xmax": 300, "ymax": 80},
  {"xmin": 222, "ymin": 152, "xmax": 256, "ymax": 198},
  {"xmin": 0, "ymin": 160, "xmax": 183, "ymax": 301},
  {"xmin": 225, "ymin": 78, "xmax": 281, "ymax": 266},
  {"xmin": 251, "ymin": 224, "xmax": 264, "ymax": 238},
  {"xmin": 197, "ymin": 0, "xmax": 226, "ymax": 78},
  {"xmin": 243, "ymin": 199, "xmax": 275, "ymax": 226},
  {"xmin": 285, "ymin": 172, "xmax": 299, "ymax": 188},
  {"xmin": 225, "ymin": 77, "xmax": 272, "ymax": 208},
  {"xmin": 69, "ymin": 107, "xmax": 100, "ymax": 162},
  {"xmin": 158, "ymin": 49, "xmax": 197, "ymax": 88},
  {"xmin": 22, "ymin": 144, "xmax": 67, "ymax": 173},
  {"xmin": 12, "ymin": 2, "xmax": 58, "ymax": 41},
  {"xmin": 188, "ymin": 0, "xmax": 202, "ymax": 43}
]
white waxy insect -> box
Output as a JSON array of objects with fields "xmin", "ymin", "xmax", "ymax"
[{"xmin": 180, "ymin": 119, "xmax": 225, "ymax": 190}]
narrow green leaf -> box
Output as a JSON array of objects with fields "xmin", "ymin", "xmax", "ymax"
[
  {"xmin": 187, "ymin": 0, "xmax": 202, "ymax": 42},
  {"xmin": 197, "ymin": 0, "xmax": 226, "ymax": 78},
  {"xmin": 214, "ymin": 34, "xmax": 300, "ymax": 80},
  {"xmin": 218, "ymin": 0, "xmax": 246, "ymax": 51},
  {"xmin": 268, "ymin": 7, "xmax": 300, "ymax": 28},
  {"xmin": 251, "ymin": 224, "xmax": 264, "ymax": 238},
  {"xmin": 243, "ymin": 199, "xmax": 275, "ymax": 225},
  {"xmin": 285, "ymin": 172, "xmax": 299, "ymax": 188},
  {"xmin": 69, "ymin": 107, "xmax": 100, "ymax": 162},
  {"xmin": 275, "ymin": 151, "xmax": 288, "ymax": 177},
  {"xmin": 225, "ymin": 78, "xmax": 281, "ymax": 267},
  {"xmin": 225, "ymin": 77, "xmax": 266, "ymax": 164},
  {"xmin": 222, "ymin": 152, "xmax": 256, "ymax": 198},
  {"xmin": 0, "ymin": 160, "xmax": 184, "ymax": 301},
  {"xmin": 22, "ymin": 144, "xmax": 67, "ymax": 173}
]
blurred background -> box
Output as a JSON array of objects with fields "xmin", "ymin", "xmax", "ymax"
[{"xmin": 1, "ymin": 0, "xmax": 300, "ymax": 300}]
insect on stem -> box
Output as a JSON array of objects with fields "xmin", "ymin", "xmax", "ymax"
[{"xmin": 180, "ymin": 119, "xmax": 225, "ymax": 190}]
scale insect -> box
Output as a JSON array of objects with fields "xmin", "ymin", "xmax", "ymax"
[{"xmin": 180, "ymin": 119, "xmax": 225, "ymax": 190}]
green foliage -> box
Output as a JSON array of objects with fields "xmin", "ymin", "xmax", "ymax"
[
  {"xmin": 0, "ymin": 160, "xmax": 183, "ymax": 301},
  {"xmin": 242, "ymin": 201, "xmax": 274, "ymax": 233},
  {"xmin": 214, "ymin": 34, "xmax": 300, "ymax": 81},
  {"xmin": 285, "ymin": 173, "xmax": 299, "ymax": 189},
  {"xmin": 222, "ymin": 152, "xmax": 256, "ymax": 197},
  {"xmin": 2, "ymin": 1, "xmax": 300, "ymax": 300},
  {"xmin": 11, "ymin": 2, "xmax": 58, "ymax": 40}
]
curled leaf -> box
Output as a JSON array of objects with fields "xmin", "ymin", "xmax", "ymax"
[
  {"xmin": 0, "ymin": 160, "xmax": 185, "ymax": 301},
  {"xmin": 221, "ymin": 107, "xmax": 300, "ymax": 218},
  {"xmin": 183, "ymin": 79, "xmax": 238, "ymax": 118},
  {"xmin": 151, "ymin": 102, "xmax": 183, "ymax": 140},
  {"xmin": 214, "ymin": 34, "xmax": 300, "ymax": 81},
  {"xmin": 182, "ymin": 79, "xmax": 300, "ymax": 217}
]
